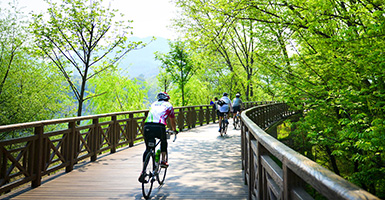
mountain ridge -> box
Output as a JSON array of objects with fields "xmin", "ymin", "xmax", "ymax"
[{"xmin": 118, "ymin": 36, "xmax": 170, "ymax": 78}]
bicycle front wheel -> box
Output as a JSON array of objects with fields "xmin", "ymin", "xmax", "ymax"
[
  {"xmin": 157, "ymin": 153, "xmax": 168, "ymax": 185},
  {"xmin": 142, "ymin": 152, "xmax": 155, "ymax": 199}
]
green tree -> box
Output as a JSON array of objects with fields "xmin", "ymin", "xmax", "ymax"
[
  {"xmin": 155, "ymin": 41, "xmax": 198, "ymax": 106},
  {"xmin": 173, "ymin": 0, "xmax": 385, "ymax": 197},
  {"xmin": 89, "ymin": 68, "xmax": 149, "ymax": 114},
  {"xmin": 237, "ymin": 0, "xmax": 385, "ymax": 196},
  {"xmin": 0, "ymin": 4, "xmax": 71, "ymax": 138},
  {"xmin": 31, "ymin": 0, "xmax": 145, "ymax": 119},
  {"xmin": 174, "ymin": 0, "xmax": 273, "ymax": 100},
  {"xmin": 157, "ymin": 69, "xmax": 173, "ymax": 93}
]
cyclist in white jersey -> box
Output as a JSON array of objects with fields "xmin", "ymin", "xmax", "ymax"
[
  {"xmin": 217, "ymin": 92, "xmax": 232, "ymax": 132},
  {"xmin": 142, "ymin": 92, "xmax": 177, "ymax": 168}
]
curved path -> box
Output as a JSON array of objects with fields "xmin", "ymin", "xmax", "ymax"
[{"xmin": 2, "ymin": 123, "xmax": 248, "ymax": 200}]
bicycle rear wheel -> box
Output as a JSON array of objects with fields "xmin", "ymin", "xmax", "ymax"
[
  {"xmin": 221, "ymin": 118, "xmax": 228, "ymax": 135},
  {"xmin": 235, "ymin": 116, "xmax": 241, "ymax": 129},
  {"xmin": 157, "ymin": 153, "xmax": 168, "ymax": 185},
  {"xmin": 142, "ymin": 152, "xmax": 155, "ymax": 199}
]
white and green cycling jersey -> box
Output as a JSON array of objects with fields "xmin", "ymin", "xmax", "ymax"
[{"xmin": 145, "ymin": 100, "xmax": 175, "ymax": 126}]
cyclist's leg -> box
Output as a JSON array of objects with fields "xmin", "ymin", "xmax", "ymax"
[
  {"xmin": 232, "ymin": 107, "xmax": 236, "ymax": 127},
  {"xmin": 157, "ymin": 129, "xmax": 168, "ymax": 184},
  {"xmin": 232, "ymin": 106, "xmax": 239, "ymax": 125},
  {"xmin": 143, "ymin": 124, "xmax": 156, "ymax": 162},
  {"xmin": 223, "ymin": 112, "xmax": 229, "ymax": 134},
  {"xmin": 218, "ymin": 112, "xmax": 224, "ymax": 132},
  {"xmin": 157, "ymin": 125, "xmax": 169, "ymax": 168},
  {"xmin": 140, "ymin": 124, "xmax": 156, "ymax": 182}
]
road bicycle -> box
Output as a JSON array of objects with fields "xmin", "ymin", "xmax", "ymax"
[
  {"xmin": 140, "ymin": 130, "xmax": 177, "ymax": 199},
  {"xmin": 220, "ymin": 113, "xmax": 229, "ymax": 137},
  {"xmin": 233, "ymin": 112, "xmax": 241, "ymax": 130}
]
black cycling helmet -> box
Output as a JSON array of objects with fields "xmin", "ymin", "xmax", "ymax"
[
  {"xmin": 236, "ymin": 93, "xmax": 241, "ymax": 97},
  {"xmin": 223, "ymin": 92, "xmax": 228, "ymax": 96},
  {"xmin": 157, "ymin": 92, "xmax": 170, "ymax": 101}
]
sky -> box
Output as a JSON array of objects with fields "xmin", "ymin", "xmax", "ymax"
[{"xmin": 2, "ymin": 0, "xmax": 180, "ymax": 40}]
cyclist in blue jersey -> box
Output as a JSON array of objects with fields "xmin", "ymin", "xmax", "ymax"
[
  {"xmin": 217, "ymin": 92, "xmax": 232, "ymax": 132},
  {"xmin": 142, "ymin": 92, "xmax": 177, "ymax": 168},
  {"xmin": 232, "ymin": 93, "xmax": 243, "ymax": 128}
]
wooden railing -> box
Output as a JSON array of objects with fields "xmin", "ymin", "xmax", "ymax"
[
  {"xmin": 241, "ymin": 103, "xmax": 380, "ymax": 200},
  {"xmin": 0, "ymin": 101, "xmax": 268, "ymax": 194}
]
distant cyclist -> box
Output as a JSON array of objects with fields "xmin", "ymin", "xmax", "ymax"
[
  {"xmin": 141, "ymin": 92, "xmax": 177, "ymax": 172},
  {"xmin": 217, "ymin": 92, "xmax": 232, "ymax": 132},
  {"xmin": 232, "ymin": 93, "xmax": 243, "ymax": 128}
]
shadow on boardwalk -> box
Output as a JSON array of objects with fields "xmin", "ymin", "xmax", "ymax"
[{"xmin": 2, "ymin": 123, "xmax": 248, "ymax": 200}]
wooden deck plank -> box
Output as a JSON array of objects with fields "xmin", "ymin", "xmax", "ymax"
[{"xmin": 2, "ymin": 124, "xmax": 248, "ymax": 199}]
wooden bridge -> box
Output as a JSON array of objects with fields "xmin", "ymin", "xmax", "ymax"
[
  {"xmin": 2, "ymin": 125, "xmax": 248, "ymax": 199},
  {"xmin": 0, "ymin": 102, "xmax": 380, "ymax": 199}
]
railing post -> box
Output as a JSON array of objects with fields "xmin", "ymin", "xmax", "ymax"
[
  {"xmin": 205, "ymin": 106, "xmax": 210, "ymax": 124},
  {"xmin": 0, "ymin": 143, "xmax": 4, "ymax": 186},
  {"xmin": 65, "ymin": 121, "xmax": 76, "ymax": 172},
  {"xmin": 178, "ymin": 108, "xmax": 184, "ymax": 131},
  {"xmin": 257, "ymin": 141, "xmax": 269, "ymax": 200},
  {"xmin": 241, "ymin": 123, "xmax": 245, "ymax": 171},
  {"xmin": 189, "ymin": 107, "xmax": 195, "ymax": 128},
  {"xmin": 32, "ymin": 125, "xmax": 43, "ymax": 188},
  {"xmin": 129, "ymin": 113, "xmax": 135, "ymax": 147},
  {"xmin": 199, "ymin": 106, "xmax": 204, "ymax": 126},
  {"xmin": 283, "ymin": 164, "xmax": 294, "ymax": 200},
  {"xmin": 91, "ymin": 118, "xmax": 99, "ymax": 162},
  {"xmin": 111, "ymin": 115, "xmax": 117, "ymax": 153},
  {"xmin": 212, "ymin": 105, "xmax": 216, "ymax": 123},
  {"xmin": 188, "ymin": 107, "xmax": 192, "ymax": 128},
  {"xmin": 243, "ymin": 128, "xmax": 249, "ymax": 184},
  {"xmin": 247, "ymin": 131, "xmax": 255, "ymax": 199},
  {"xmin": 143, "ymin": 111, "xmax": 149, "ymax": 135}
]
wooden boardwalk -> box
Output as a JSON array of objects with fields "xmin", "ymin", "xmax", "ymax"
[{"xmin": 2, "ymin": 124, "xmax": 248, "ymax": 200}]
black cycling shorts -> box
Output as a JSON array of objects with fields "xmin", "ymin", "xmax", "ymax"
[
  {"xmin": 232, "ymin": 105, "xmax": 241, "ymax": 113},
  {"xmin": 143, "ymin": 122, "xmax": 167, "ymax": 154},
  {"xmin": 219, "ymin": 111, "xmax": 229, "ymax": 117}
]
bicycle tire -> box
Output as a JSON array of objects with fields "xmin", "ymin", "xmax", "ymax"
[
  {"xmin": 233, "ymin": 116, "xmax": 238, "ymax": 130},
  {"xmin": 142, "ymin": 152, "xmax": 154, "ymax": 199},
  {"xmin": 235, "ymin": 116, "xmax": 241, "ymax": 129},
  {"xmin": 157, "ymin": 153, "xmax": 168, "ymax": 185},
  {"xmin": 221, "ymin": 118, "xmax": 228, "ymax": 135},
  {"xmin": 220, "ymin": 119, "xmax": 225, "ymax": 136}
]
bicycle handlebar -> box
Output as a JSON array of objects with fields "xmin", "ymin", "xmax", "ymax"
[{"xmin": 167, "ymin": 130, "xmax": 178, "ymax": 142}]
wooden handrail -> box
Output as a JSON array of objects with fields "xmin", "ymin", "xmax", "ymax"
[
  {"xmin": 0, "ymin": 101, "xmax": 270, "ymax": 194},
  {"xmin": 240, "ymin": 103, "xmax": 380, "ymax": 200}
]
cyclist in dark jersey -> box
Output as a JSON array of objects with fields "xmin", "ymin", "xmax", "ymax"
[{"xmin": 142, "ymin": 92, "xmax": 177, "ymax": 168}]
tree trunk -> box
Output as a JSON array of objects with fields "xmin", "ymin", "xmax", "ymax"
[
  {"xmin": 181, "ymin": 83, "xmax": 185, "ymax": 106},
  {"xmin": 76, "ymin": 66, "xmax": 89, "ymax": 124},
  {"xmin": 246, "ymin": 69, "xmax": 252, "ymax": 101},
  {"xmin": 325, "ymin": 146, "xmax": 340, "ymax": 175}
]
